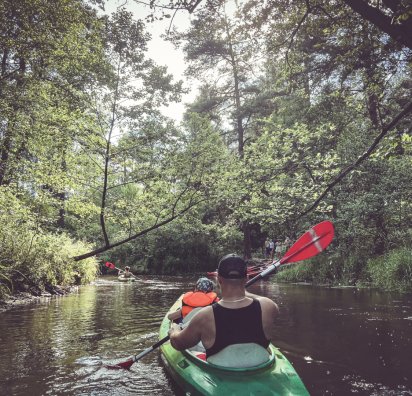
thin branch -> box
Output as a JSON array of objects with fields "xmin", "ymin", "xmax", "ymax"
[
  {"xmin": 167, "ymin": 9, "xmax": 179, "ymax": 34},
  {"xmin": 72, "ymin": 198, "xmax": 204, "ymax": 261},
  {"xmin": 99, "ymin": 55, "xmax": 123, "ymax": 247},
  {"xmin": 285, "ymin": 1, "xmax": 311, "ymax": 68}
]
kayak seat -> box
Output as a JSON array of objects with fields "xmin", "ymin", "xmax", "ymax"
[{"xmin": 206, "ymin": 343, "xmax": 270, "ymax": 368}]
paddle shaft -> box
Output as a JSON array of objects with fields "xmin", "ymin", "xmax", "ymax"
[
  {"xmin": 133, "ymin": 337, "xmax": 170, "ymax": 363},
  {"xmin": 129, "ymin": 320, "xmax": 190, "ymax": 365}
]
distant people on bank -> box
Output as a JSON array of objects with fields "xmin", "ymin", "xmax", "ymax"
[
  {"xmin": 275, "ymin": 240, "xmax": 283, "ymax": 259},
  {"xmin": 167, "ymin": 277, "xmax": 219, "ymax": 323},
  {"xmin": 284, "ymin": 237, "xmax": 292, "ymax": 249},
  {"xmin": 264, "ymin": 238, "xmax": 271, "ymax": 259},
  {"xmin": 168, "ymin": 254, "xmax": 279, "ymax": 367},
  {"xmin": 281, "ymin": 240, "xmax": 287, "ymax": 254},
  {"xmin": 269, "ymin": 239, "xmax": 275, "ymax": 260}
]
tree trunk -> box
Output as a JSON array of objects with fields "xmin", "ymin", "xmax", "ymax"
[
  {"xmin": 0, "ymin": 127, "xmax": 12, "ymax": 186},
  {"xmin": 242, "ymin": 222, "xmax": 252, "ymax": 260}
]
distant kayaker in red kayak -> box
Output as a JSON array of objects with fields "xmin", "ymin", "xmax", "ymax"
[
  {"xmin": 167, "ymin": 277, "xmax": 219, "ymax": 323},
  {"xmin": 168, "ymin": 254, "xmax": 279, "ymax": 366}
]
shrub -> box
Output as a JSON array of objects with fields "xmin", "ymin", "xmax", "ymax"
[
  {"xmin": 367, "ymin": 248, "xmax": 412, "ymax": 292},
  {"xmin": 0, "ymin": 187, "xmax": 98, "ymax": 298}
]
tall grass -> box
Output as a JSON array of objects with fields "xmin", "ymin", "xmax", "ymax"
[
  {"xmin": 275, "ymin": 247, "xmax": 412, "ymax": 293},
  {"xmin": 0, "ymin": 187, "xmax": 98, "ymax": 299},
  {"xmin": 367, "ymin": 248, "xmax": 412, "ymax": 292}
]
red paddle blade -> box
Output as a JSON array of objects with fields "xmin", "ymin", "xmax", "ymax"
[
  {"xmin": 105, "ymin": 262, "xmax": 115, "ymax": 269},
  {"xmin": 281, "ymin": 221, "xmax": 334, "ymax": 265},
  {"xmin": 105, "ymin": 358, "xmax": 134, "ymax": 370}
]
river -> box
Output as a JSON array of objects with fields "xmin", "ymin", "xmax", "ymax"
[{"xmin": 0, "ymin": 276, "xmax": 411, "ymax": 395}]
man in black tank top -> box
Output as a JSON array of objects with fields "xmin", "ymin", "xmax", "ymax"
[{"xmin": 169, "ymin": 254, "xmax": 279, "ymax": 361}]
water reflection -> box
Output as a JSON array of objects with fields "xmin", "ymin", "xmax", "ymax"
[{"xmin": 0, "ymin": 277, "xmax": 411, "ymax": 395}]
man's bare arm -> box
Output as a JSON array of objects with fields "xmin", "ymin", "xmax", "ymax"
[
  {"xmin": 167, "ymin": 308, "xmax": 182, "ymax": 321},
  {"xmin": 168, "ymin": 313, "xmax": 203, "ymax": 351}
]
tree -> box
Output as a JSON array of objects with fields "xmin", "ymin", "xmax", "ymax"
[
  {"xmin": 0, "ymin": 0, "xmax": 109, "ymax": 225},
  {"xmin": 342, "ymin": 0, "xmax": 412, "ymax": 50},
  {"xmin": 168, "ymin": 1, "xmax": 277, "ymax": 257}
]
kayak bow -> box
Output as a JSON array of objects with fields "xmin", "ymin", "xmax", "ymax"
[{"xmin": 118, "ymin": 275, "xmax": 136, "ymax": 282}]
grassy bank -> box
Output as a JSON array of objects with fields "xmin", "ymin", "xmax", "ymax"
[
  {"xmin": 275, "ymin": 247, "xmax": 412, "ymax": 293},
  {"xmin": 0, "ymin": 231, "xmax": 98, "ymax": 300},
  {"xmin": 0, "ymin": 189, "xmax": 98, "ymax": 300}
]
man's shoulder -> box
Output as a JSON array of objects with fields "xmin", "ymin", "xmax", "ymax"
[
  {"xmin": 257, "ymin": 296, "xmax": 279, "ymax": 313},
  {"xmin": 190, "ymin": 305, "xmax": 214, "ymax": 322},
  {"xmin": 187, "ymin": 305, "xmax": 214, "ymax": 332}
]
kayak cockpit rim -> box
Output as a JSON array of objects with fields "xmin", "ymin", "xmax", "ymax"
[
  {"xmin": 167, "ymin": 294, "xmax": 278, "ymax": 372},
  {"xmin": 182, "ymin": 344, "xmax": 277, "ymax": 373}
]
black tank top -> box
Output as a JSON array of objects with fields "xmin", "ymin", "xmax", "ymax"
[{"xmin": 206, "ymin": 299, "xmax": 270, "ymax": 358}]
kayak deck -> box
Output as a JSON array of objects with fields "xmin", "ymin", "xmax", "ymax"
[
  {"xmin": 159, "ymin": 296, "xmax": 309, "ymax": 395},
  {"xmin": 117, "ymin": 276, "xmax": 136, "ymax": 282}
]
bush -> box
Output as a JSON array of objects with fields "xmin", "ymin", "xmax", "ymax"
[
  {"xmin": 0, "ymin": 187, "xmax": 98, "ymax": 299},
  {"xmin": 367, "ymin": 248, "xmax": 412, "ymax": 292},
  {"xmin": 275, "ymin": 262, "xmax": 313, "ymax": 283},
  {"xmin": 105, "ymin": 217, "xmax": 243, "ymax": 275}
]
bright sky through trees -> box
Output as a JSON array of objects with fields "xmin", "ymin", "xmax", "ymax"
[{"xmin": 104, "ymin": 0, "xmax": 197, "ymax": 123}]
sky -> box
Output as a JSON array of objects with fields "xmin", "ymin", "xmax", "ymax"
[{"xmin": 104, "ymin": 0, "xmax": 197, "ymax": 123}]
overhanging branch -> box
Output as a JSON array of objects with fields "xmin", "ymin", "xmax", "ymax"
[
  {"xmin": 298, "ymin": 100, "xmax": 412, "ymax": 218},
  {"xmin": 72, "ymin": 198, "xmax": 204, "ymax": 261},
  {"xmin": 342, "ymin": 0, "xmax": 412, "ymax": 50}
]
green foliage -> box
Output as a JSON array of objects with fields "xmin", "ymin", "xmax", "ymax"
[
  {"xmin": 105, "ymin": 205, "xmax": 244, "ymax": 275},
  {"xmin": 275, "ymin": 253, "xmax": 368, "ymax": 286},
  {"xmin": 367, "ymin": 248, "xmax": 412, "ymax": 292},
  {"xmin": 1, "ymin": 0, "xmax": 411, "ymax": 296},
  {"xmin": 276, "ymin": 247, "xmax": 412, "ymax": 294},
  {"xmin": 0, "ymin": 186, "xmax": 98, "ymax": 298}
]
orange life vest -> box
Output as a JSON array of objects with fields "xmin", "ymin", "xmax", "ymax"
[{"xmin": 181, "ymin": 291, "xmax": 218, "ymax": 318}]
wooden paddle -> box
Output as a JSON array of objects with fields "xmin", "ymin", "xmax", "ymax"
[{"xmin": 105, "ymin": 220, "xmax": 334, "ymax": 369}]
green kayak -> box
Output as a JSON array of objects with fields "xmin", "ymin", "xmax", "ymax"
[{"xmin": 159, "ymin": 297, "xmax": 309, "ymax": 396}]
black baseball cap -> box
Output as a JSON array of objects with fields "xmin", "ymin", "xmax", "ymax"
[{"xmin": 218, "ymin": 254, "xmax": 247, "ymax": 279}]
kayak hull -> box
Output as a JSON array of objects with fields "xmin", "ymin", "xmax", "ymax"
[
  {"xmin": 117, "ymin": 276, "xmax": 135, "ymax": 282},
  {"xmin": 159, "ymin": 297, "xmax": 309, "ymax": 396}
]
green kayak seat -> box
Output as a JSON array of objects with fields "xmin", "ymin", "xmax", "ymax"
[{"xmin": 205, "ymin": 343, "xmax": 270, "ymax": 368}]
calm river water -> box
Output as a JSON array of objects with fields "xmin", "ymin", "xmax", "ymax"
[{"xmin": 0, "ymin": 276, "xmax": 411, "ymax": 396}]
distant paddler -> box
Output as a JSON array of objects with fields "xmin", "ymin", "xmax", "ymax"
[
  {"xmin": 118, "ymin": 266, "xmax": 137, "ymax": 281},
  {"xmin": 105, "ymin": 262, "xmax": 138, "ymax": 281}
]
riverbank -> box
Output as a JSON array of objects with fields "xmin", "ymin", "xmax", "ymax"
[{"xmin": 0, "ymin": 285, "xmax": 77, "ymax": 313}]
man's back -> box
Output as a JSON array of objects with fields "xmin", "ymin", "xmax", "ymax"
[
  {"xmin": 183, "ymin": 296, "xmax": 278, "ymax": 354},
  {"xmin": 168, "ymin": 254, "xmax": 279, "ymax": 365}
]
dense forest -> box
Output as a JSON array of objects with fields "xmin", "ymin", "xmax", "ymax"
[{"xmin": 1, "ymin": 0, "xmax": 411, "ymax": 298}]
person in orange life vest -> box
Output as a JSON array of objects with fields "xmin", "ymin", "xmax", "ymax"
[
  {"xmin": 168, "ymin": 254, "xmax": 279, "ymax": 362},
  {"xmin": 167, "ymin": 277, "xmax": 219, "ymax": 322}
]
